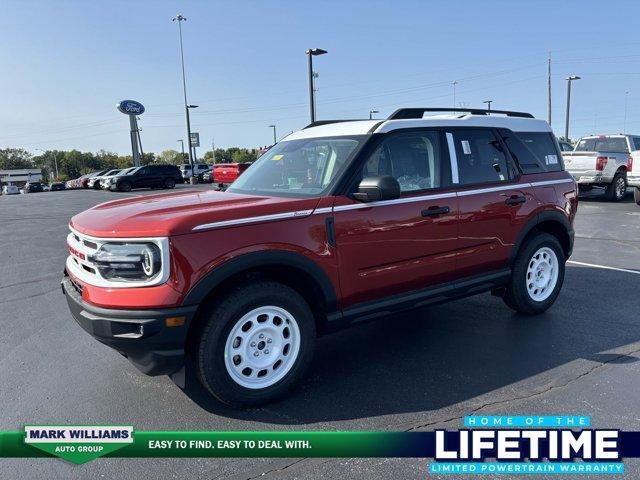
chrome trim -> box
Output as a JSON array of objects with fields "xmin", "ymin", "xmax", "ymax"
[
  {"xmin": 456, "ymin": 183, "xmax": 530, "ymax": 196},
  {"xmin": 446, "ymin": 132, "xmax": 459, "ymax": 184},
  {"xmin": 333, "ymin": 192, "xmax": 457, "ymax": 212},
  {"xmin": 313, "ymin": 207, "xmax": 333, "ymax": 215},
  {"xmin": 530, "ymin": 179, "xmax": 575, "ymax": 187},
  {"xmin": 192, "ymin": 209, "xmax": 314, "ymax": 232}
]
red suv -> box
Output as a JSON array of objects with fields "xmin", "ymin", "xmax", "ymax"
[{"xmin": 62, "ymin": 108, "xmax": 577, "ymax": 407}]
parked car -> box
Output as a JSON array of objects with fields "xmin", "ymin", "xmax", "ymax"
[
  {"xmin": 63, "ymin": 107, "xmax": 577, "ymax": 407},
  {"xmin": 557, "ymin": 140, "xmax": 574, "ymax": 152},
  {"xmin": 23, "ymin": 182, "xmax": 44, "ymax": 193},
  {"xmin": 563, "ymin": 134, "xmax": 639, "ymax": 201},
  {"xmin": 49, "ymin": 182, "xmax": 66, "ymax": 191},
  {"xmin": 108, "ymin": 164, "xmax": 182, "ymax": 192},
  {"xmin": 79, "ymin": 171, "xmax": 105, "ymax": 189},
  {"xmin": 180, "ymin": 163, "xmax": 210, "ymax": 181},
  {"xmin": 2, "ymin": 185, "xmax": 19, "ymax": 195},
  {"xmin": 213, "ymin": 162, "xmax": 252, "ymax": 189},
  {"xmin": 88, "ymin": 169, "xmax": 120, "ymax": 189},
  {"xmin": 99, "ymin": 168, "xmax": 134, "ymax": 189},
  {"xmin": 197, "ymin": 168, "xmax": 213, "ymax": 183}
]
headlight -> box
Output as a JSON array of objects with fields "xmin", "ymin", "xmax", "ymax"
[{"xmin": 89, "ymin": 243, "xmax": 161, "ymax": 282}]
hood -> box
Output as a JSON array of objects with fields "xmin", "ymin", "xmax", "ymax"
[{"xmin": 70, "ymin": 189, "xmax": 321, "ymax": 238}]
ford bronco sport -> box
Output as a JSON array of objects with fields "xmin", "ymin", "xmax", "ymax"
[{"xmin": 62, "ymin": 108, "xmax": 577, "ymax": 407}]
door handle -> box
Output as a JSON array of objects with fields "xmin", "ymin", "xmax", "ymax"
[
  {"xmin": 421, "ymin": 206, "xmax": 450, "ymax": 217},
  {"xmin": 505, "ymin": 195, "xmax": 526, "ymax": 206}
]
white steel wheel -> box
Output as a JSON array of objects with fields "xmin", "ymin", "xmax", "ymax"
[
  {"xmin": 223, "ymin": 306, "xmax": 301, "ymax": 389},
  {"xmin": 526, "ymin": 247, "xmax": 559, "ymax": 302}
]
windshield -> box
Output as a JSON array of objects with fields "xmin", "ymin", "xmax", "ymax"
[
  {"xmin": 118, "ymin": 167, "xmax": 138, "ymax": 176},
  {"xmin": 104, "ymin": 169, "xmax": 120, "ymax": 176},
  {"xmin": 575, "ymin": 136, "xmax": 629, "ymax": 153},
  {"xmin": 228, "ymin": 136, "xmax": 364, "ymax": 197}
]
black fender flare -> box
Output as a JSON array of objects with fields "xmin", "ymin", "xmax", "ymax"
[
  {"xmin": 181, "ymin": 250, "xmax": 338, "ymax": 313},
  {"xmin": 508, "ymin": 210, "xmax": 574, "ymax": 266}
]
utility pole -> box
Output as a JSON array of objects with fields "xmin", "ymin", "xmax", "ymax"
[
  {"xmin": 452, "ymin": 81, "xmax": 458, "ymax": 108},
  {"xmin": 624, "ymin": 91, "xmax": 629, "ymax": 133},
  {"xmin": 565, "ymin": 75, "xmax": 581, "ymax": 141},
  {"xmin": 211, "ymin": 138, "xmax": 216, "ymax": 164},
  {"xmin": 177, "ymin": 139, "xmax": 185, "ymax": 161},
  {"xmin": 172, "ymin": 14, "xmax": 197, "ymax": 184},
  {"xmin": 268, "ymin": 125, "xmax": 277, "ymax": 145},
  {"xmin": 306, "ymin": 49, "xmax": 327, "ymax": 123},
  {"xmin": 547, "ymin": 52, "xmax": 552, "ymax": 125}
]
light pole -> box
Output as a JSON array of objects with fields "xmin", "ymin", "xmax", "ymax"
[
  {"xmin": 268, "ymin": 125, "xmax": 277, "ymax": 145},
  {"xmin": 211, "ymin": 137, "xmax": 216, "ymax": 164},
  {"xmin": 172, "ymin": 13, "xmax": 197, "ymax": 184},
  {"xmin": 37, "ymin": 148, "xmax": 58, "ymax": 181},
  {"xmin": 306, "ymin": 48, "xmax": 327, "ymax": 123},
  {"xmin": 369, "ymin": 110, "xmax": 379, "ymax": 119},
  {"xmin": 564, "ymin": 75, "xmax": 581, "ymax": 141},
  {"xmin": 483, "ymin": 100, "xmax": 492, "ymax": 112},
  {"xmin": 623, "ymin": 91, "xmax": 629, "ymax": 133}
]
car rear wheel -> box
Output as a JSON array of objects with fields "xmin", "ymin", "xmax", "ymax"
[
  {"xmin": 164, "ymin": 178, "xmax": 176, "ymax": 189},
  {"xmin": 503, "ymin": 233, "xmax": 565, "ymax": 315},
  {"xmin": 635, "ymin": 187, "xmax": 640, "ymax": 206},
  {"xmin": 605, "ymin": 171, "xmax": 627, "ymax": 202},
  {"xmin": 118, "ymin": 181, "xmax": 132, "ymax": 192},
  {"xmin": 195, "ymin": 281, "xmax": 315, "ymax": 407}
]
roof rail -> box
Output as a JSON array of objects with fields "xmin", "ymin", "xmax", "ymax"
[
  {"xmin": 387, "ymin": 108, "xmax": 534, "ymax": 120},
  {"xmin": 303, "ymin": 119, "xmax": 369, "ymax": 129}
]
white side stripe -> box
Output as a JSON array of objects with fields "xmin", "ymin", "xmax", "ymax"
[
  {"xmin": 192, "ymin": 209, "xmax": 313, "ymax": 231},
  {"xmin": 191, "ymin": 179, "xmax": 575, "ymax": 230}
]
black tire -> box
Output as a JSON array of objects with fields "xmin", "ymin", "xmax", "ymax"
[
  {"xmin": 503, "ymin": 233, "xmax": 565, "ymax": 315},
  {"xmin": 605, "ymin": 171, "xmax": 627, "ymax": 202},
  {"xmin": 635, "ymin": 187, "xmax": 640, "ymax": 206},
  {"xmin": 118, "ymin": 181, "xmax": 132, "ymax": 192},
  {"xmin": 195, "ymin": 281, "xmax": 316, "ymax": 407},
  {"xmin": 164, "ymin": 178, "xmax": 176, "ymax": 189}
]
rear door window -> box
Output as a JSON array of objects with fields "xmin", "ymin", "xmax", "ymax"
[
  {"xmin": 633, "ymin": 138, "xmax": 640, "ymax": 151},
  {"xmin": 450, "ymin": 129, "xmax": 512, "ymax": 185},
  {"xmin": 509, "ymin": 131, "xmax": 563, "ymax": 173},
  {"xmin": 575, "ymin": 137, "xmax": 629, "ymax": 153}
]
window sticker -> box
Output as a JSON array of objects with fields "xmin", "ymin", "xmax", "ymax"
[
  {"xmin": 545, "ymin": 154, "xmax": 558, "ymax": 165},
  {"xmin": 271, "ymin": 154, "xmax": 284, "ymax": 161},
  {"xmin": 461, "ymin": 140, "xmax": 472, "ymax": 155}
]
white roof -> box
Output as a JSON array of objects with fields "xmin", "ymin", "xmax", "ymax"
[{"xmin": 283, "ymin": 114, "xmax": 551, "ymax": 141}]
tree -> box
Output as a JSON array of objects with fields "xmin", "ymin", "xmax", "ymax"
[
  {"xmin": 156, "ymin": 149, "xmax": 184, "ymax": 165},
  {"xmin": 231, "ymin": 149, "xmax": 258, "ymax": 163},
  {"xmin": 0, "ymin": 148, "xmax": 33, "ymax": 169}
]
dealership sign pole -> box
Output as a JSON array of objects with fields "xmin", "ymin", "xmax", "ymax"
[{"xmin": 117, "ymin": 100, "xmax": 145, "ymax": 167}]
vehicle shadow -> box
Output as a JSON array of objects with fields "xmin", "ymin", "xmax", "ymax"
[
  {"xmin": 577, "ymin": 189, "xmax": 635, "ymax": 203},
  {"xmin": 181, "ymin": 265, "xmax": 640, "ymax": 423}
]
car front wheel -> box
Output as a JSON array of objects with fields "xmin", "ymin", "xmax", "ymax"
[
  {"xmin": 503, "ymin": 233, "xmax": 565, "ymax": 315},
  {"xmin": 118, "ymin": 181, "xmax": 132, "ymax": 192},
  {"xmin": 195, "ymin": 281, "xmax": 315, "ymax": 407}
]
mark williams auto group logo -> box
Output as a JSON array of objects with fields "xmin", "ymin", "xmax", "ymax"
[
  {"xmin": 24, "ymin": 425, "xmax": 133, "ymax": 464},
  {"xmin": 430, "ymin": 415, "xmax": 623, "ymax": 475}
]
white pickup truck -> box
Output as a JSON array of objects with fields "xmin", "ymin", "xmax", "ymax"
[{"xmin": 563, "ymin": 134, "xmax": 640, "ymax": 201}]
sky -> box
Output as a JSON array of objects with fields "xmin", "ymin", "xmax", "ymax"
[{"xmin": 1, "ymin": 0, "xmax": 639, "ymax": 156}]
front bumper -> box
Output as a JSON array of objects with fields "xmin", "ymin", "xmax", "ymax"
[{"xmin": 61, "ymin": 274, "xmax": 197, "ymax": 375}]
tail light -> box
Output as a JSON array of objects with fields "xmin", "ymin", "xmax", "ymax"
[
  {"xmin": 627, "ymin": 156, "xmax": 633, "ymax": 172},
  {"xmin": 596, "ymin": 156, "xmax": 608, "ymax": 171}
]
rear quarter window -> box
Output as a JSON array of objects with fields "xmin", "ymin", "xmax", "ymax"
[{"xmin": 507, "ymin": 131, "xmax": 563, "ymax": 173}]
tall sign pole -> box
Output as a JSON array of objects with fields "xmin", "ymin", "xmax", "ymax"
[{"xmin": 117, "ymin": 100, "xmax": 145, "ymax": 167}]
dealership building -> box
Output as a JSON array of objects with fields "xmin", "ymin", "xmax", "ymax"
[{"xmin": 0, "ymin": 169, "xmax": 42, "ymax": 187}]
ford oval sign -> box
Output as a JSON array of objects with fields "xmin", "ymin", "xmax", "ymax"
[{"xmin": 117, "ymin": 100, "xmax": 145, "ymax": 115}]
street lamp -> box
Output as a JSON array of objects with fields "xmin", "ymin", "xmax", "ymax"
[
  {"xmin": 268, "ymin": 125, "xmax": 277, "ymax": 145},
  {"xmin": 306, "ymin": 48, "xmax": 327, "ymax": 123},
  {"xmin": 452, "ymin": 80, "xmax": 458, "ymax": 108},
  {"xmin": 564, "ymin": 75, "xmax": 581, "ymax": 141},
  {"xmin": 37, "ymin": 148, "xmax": 58, "ymax": 181},
  {"xmin": 172, "ymin": 13, "xmax": 197, "ymax": 184},
  {"xmin": 483, "ymin": 100, "xmax": 492, "ymax": 112},
  {"xmin": 369, "ymin": 110, "xmax": 379, "ymax": 120}
]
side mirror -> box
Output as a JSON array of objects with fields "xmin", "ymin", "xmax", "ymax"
[{"xmin": 353, "ymin": 175, "xmax": 401, "ymax": 203}]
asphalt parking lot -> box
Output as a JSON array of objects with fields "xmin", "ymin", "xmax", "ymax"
[{"xmin": 1, "ymin": 185, "xmax": 639, "ymax": 479}]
